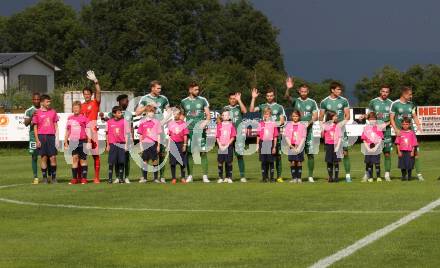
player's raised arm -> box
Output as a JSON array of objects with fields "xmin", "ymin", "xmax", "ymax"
[
  {"xmin": 87, "ymin": 70, "xmax": 101, "ymax": 103},
  {"xmin": 284, "ymin": 76, "xmax": 295, "ymax": 102},
  {"xmin": 235, "ymin": 93, "xmax": 247, "ymax": 113},
  {"xmin": 249, "ymin": 88, "xmax": 259, "ymax": 112}
]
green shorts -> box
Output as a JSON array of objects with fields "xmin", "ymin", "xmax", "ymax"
[
  {"xmin": 28, "ymin": 141, "xmax": 37, "ymax": 155},
  {"xmin": 188, "ymin": 129, "xmax": 208, "ymax": 153}
]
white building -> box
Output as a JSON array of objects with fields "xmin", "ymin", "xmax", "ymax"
[{"xmin": 0, "ymin": 52, "xmax": 60, "ymax": 94}]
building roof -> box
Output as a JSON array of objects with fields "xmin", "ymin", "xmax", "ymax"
[{"xmin": 0, "ymin": 52, "xmax": 61, "ymax": 71}]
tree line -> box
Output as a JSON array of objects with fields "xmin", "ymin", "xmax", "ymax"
[{"xmin": 1, "ymin": 0, "xmax": 438, "ymax": 109}]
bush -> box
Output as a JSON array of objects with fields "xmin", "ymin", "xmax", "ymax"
[
  {"xmin": 0, "ymin": 87, "xmax": 31, "ymax": 112},
  {"xmin": 0, "ymin": 81, "xmax": 88, "ymax": 113}
]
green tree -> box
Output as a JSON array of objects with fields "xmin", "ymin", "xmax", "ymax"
[
  {"xmin": 251, "ymin": 60, "xmax": 287, "ymax": 106},
  {"xmin": 402, "ymin": 64, "xmax": 440, "ymax": 105},
  {"xmin": 355, "ymin": 65, "xmax": 440, "ymax": 106},
  {"xmin": 194, "ymin": 58, "xmax": 251, "ymax": 109},
  {"xmin": 65, "ymin": 0, "xmax": 285, "ymax": 94},
  {"xmin": 355, "ymin": 66, "xmax": 403, "ymax": 106},
  {"xmin": 2, "ymin": 0, "xmax": 83, "ymax": 83},
  {"xmin": 0, "ymin": 16, "xmax": 6, "ymax": 51},
  {"xmin": 222, "ymin": 0, "xmax": 284, "ymax": 71},
  {"xmin": 309, "ymin": 79, "xmax": 346, "ymax": 105}
]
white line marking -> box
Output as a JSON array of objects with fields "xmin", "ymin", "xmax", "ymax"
[
  {"xmin": 0, "ymin": 197, "xmax": 440, "ymax": 215},
  {"xmin": 309, "ymin": 197, "xmax": 440, "ymax": 268},
  {"xmin": 0, "ymin": 184, "xmax": 26, "ymax": 189}
]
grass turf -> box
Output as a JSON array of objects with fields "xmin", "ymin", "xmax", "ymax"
[{"xmin": 0, "ymin": 142, "xmax": 440, "ymax": 267}]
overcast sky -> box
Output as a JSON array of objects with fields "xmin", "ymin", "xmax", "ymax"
[{"xmin": 3, "ymin": 0, "xmax": 440, "ymax": 102}]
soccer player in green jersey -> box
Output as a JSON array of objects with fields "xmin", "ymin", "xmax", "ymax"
[
  {"xmin": 106, "ymin": 94, "xmax": 133, "ymax": 183},
  {"xmin": 390, "ymin": 86, "xmax": 424, "ymax": 181},
  {"xmin": 224, "ymin": 92, "xmax": 248, "ymax": 182},
  {"xmin": 319, "ymin": 81, "xmax": 352, "ymax": 182},
  {"xmin": 24, "ymin": 92, "xmax": 41, "ymax": 184},
  {"xmin": 180, "ymin": 82, "xmax": 211, "ymax": 183},
  {"xmin": 284, "ymin": 77, "xmax": 319, "ymax": 182},
  {"xmin": 364, "ymin": 85, "xmax": 393, "ymax": 181},
  {"xmin": 136, "ymin": 81, "xmax": 170, "ymax": 183},
  {"xmin": 250, "ymin": 87, "xmax": 286, "ymax": 182}
]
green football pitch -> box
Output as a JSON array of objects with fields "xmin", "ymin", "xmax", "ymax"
[{"xmin": 1, "ymin": 142, "xmax": 440, "ymax": 267}]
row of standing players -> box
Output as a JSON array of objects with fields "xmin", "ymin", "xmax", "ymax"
[{"xmin": 25, "ymin": 73, "xmax": 424, "ymax": 184}]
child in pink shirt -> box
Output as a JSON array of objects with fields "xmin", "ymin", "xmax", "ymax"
[
  {"xmin": 256, "ymin": 107, "xmax": 279, "ymax": 183},
  {"xmin": 322, "ymin": 111, "xmax": 342, "ymax": 183},
  {"xmin": 284, "ymin": 111, "xmax": 307, "ymax": 183},
  {"xmin": 137, "ymin": 105, "xmax": 162, "ymax": 183},
  {"xmin": 167, "ymin": 108, "xmax": 189, "ymax": 184},
  {"xmin": 168, "ymin": 108, "xmax": 189, "ymax": 184},
  {"xmin": 32, "ymin": 94, "xmax": 59, "ymax": 183},
  {"xmin": 216, "ymin": 110, "xmax": 237, "ymax": 183},
  {"xmin": 395, "ymin": 117, "xmax": 418, "ymax": 181},
  {"xmin": 361, "ymin": 112, "xmax": 385, "ymax": 182},
  {"xmin": 64, "ymin": 101, "xmax": 91, "ymax": 185},
  {"xmin": 106, "ymin": 106, "xmax": 131, "ymax": 184}
]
